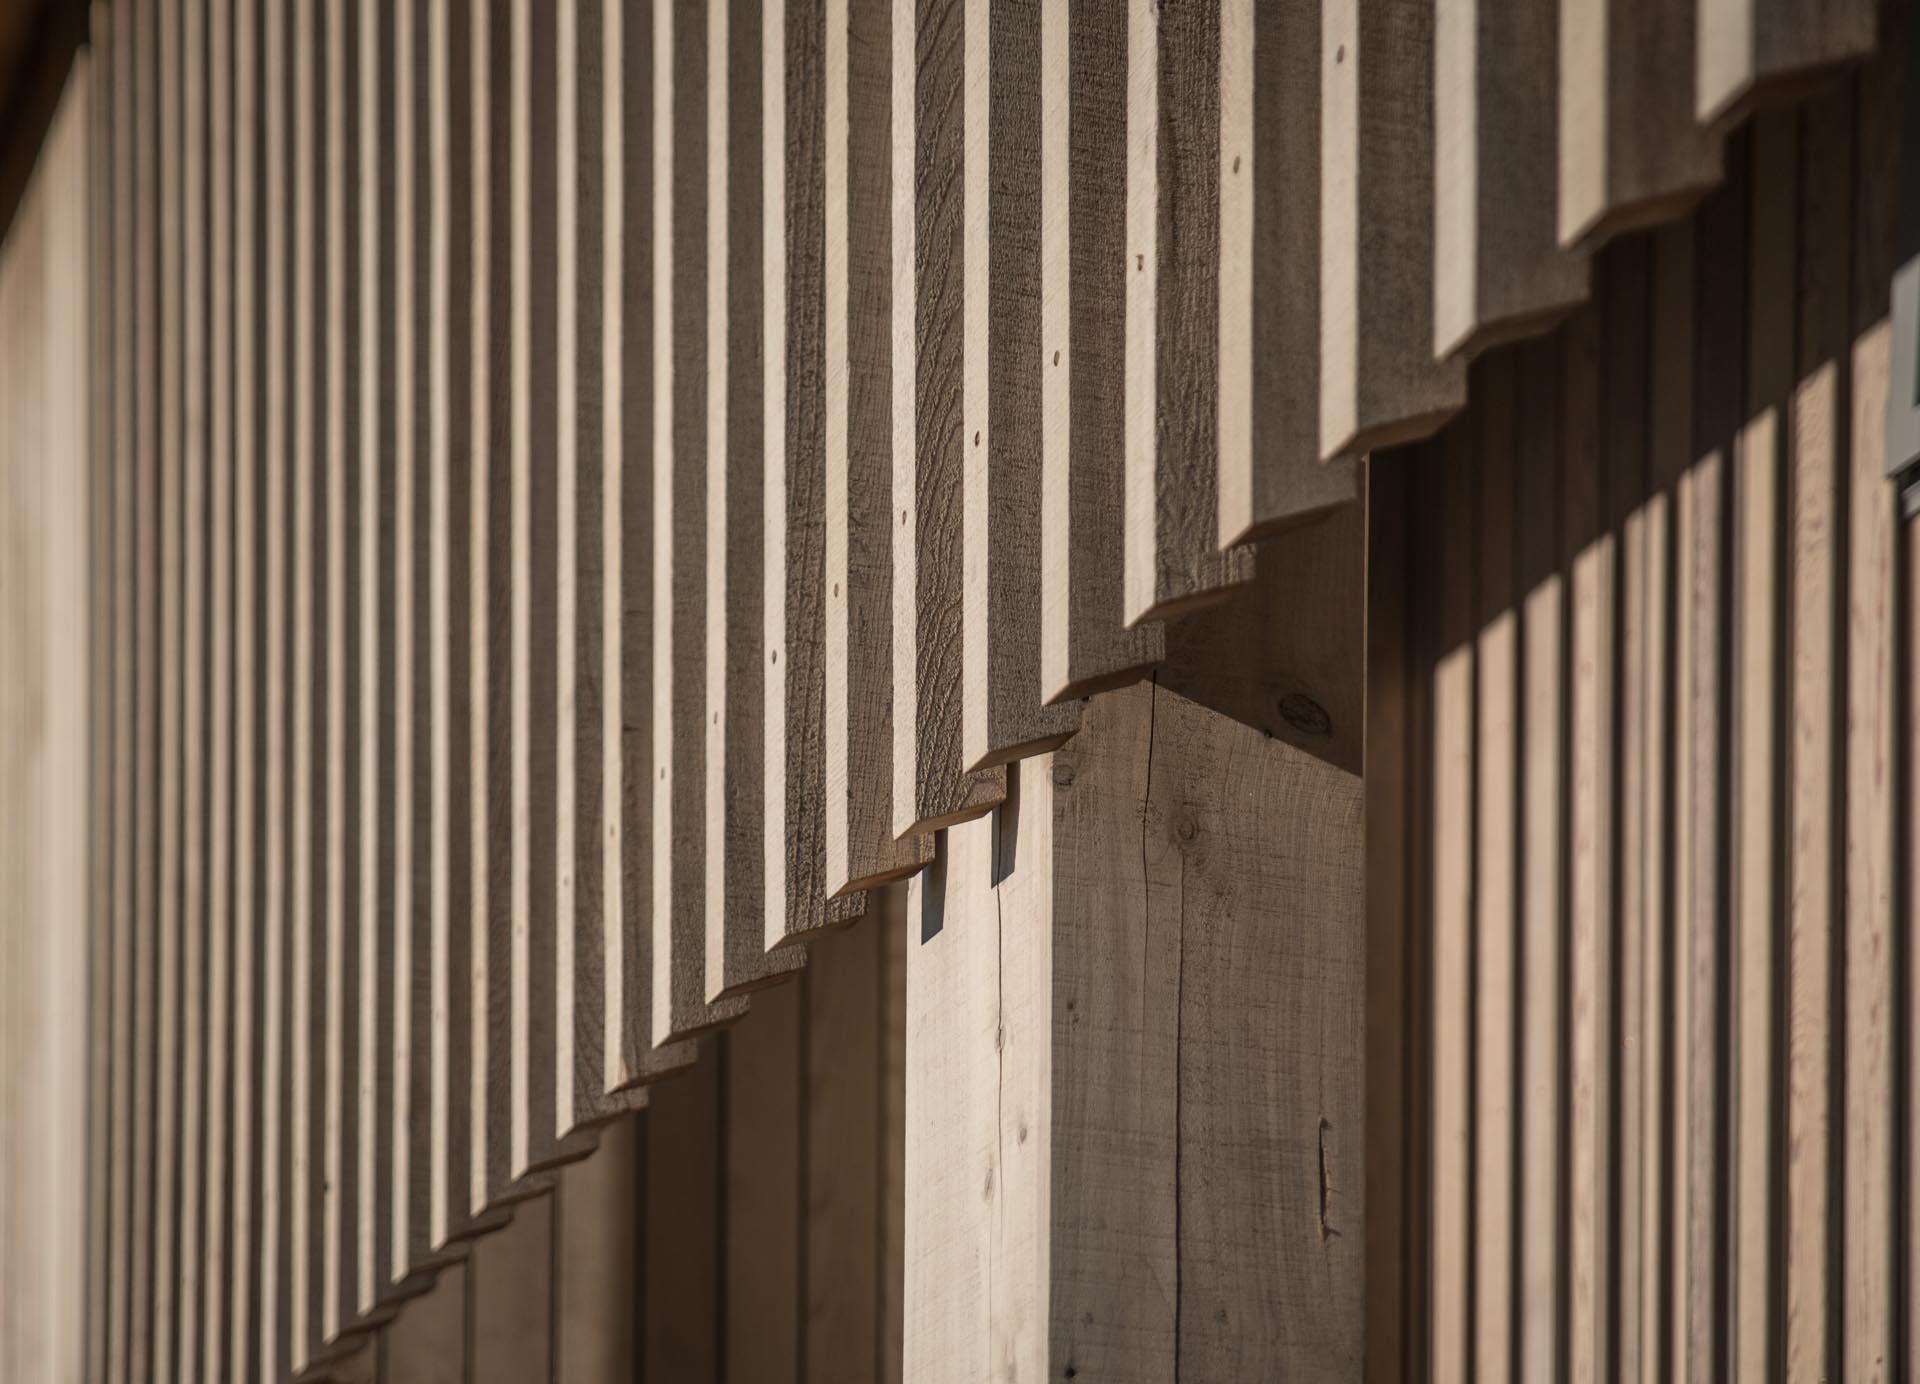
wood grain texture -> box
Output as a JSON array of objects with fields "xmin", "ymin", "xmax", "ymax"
[
  {"xmin": 1696, "ymin": 0, "xmax": 1876, "ymax": 125},
  {"xmin": 959, "ymin": 0, "xmax": 1079, "ymax": 769},
  {"xmin": 764, "ymin": 0, "xmax": 869, "ymax": 946},
  {"xmin": 1557, "ymin": 0, "xmax": 1721, "ymax": 249},
  {"xmin": 1123, "ymin": 0, "xmax": 1253, "ymax": 623},
  {"xmin": 822, "ymin": 0, "xmax": 931, "ymax": 892},
  {"xmin": 653, "ymin": 0, "xmax": 750, "ymax": 1043},
  {"xmin": 1038, "ymin": 0, "xmax": 1164, "ymax": 700},
  {"xmin": 1432, "ymin": 0, "xmax": 1588, "ymax": 358},
  {"xmin": 904, "ymin": 683, "xmax": 1364, "ymax": 1382},
  {"xmin": 1217, "ymin": 0, "xmax": 1356, "ymax": 546},
  {"xmin": 890, "ymin": 0, "xmax": 1008, "ymax": 836},
  {"xmin": 1319, "ymin": 0, "xmax": 1464, "ymax": 458}
]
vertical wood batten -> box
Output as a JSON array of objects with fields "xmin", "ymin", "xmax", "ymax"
[
  {"xmin": 642, "ymin": 1042, "xmax": 723, "ymax": 1379},
  {"xmin": 1782, "ymin": 82, "xmax": 1852, "ymax": 1384},
  {"xmin": 1319, "ymin": 0, "xmax": 1463, "ymax": 459},
  {"xmin": 822, "ymin": 0, "xmax": 931, "ymax": 893},
  {"xmin": 1123, "ymin": 0, "xmax": 1252, "ymax": 624},
  {"xmin": 959, "ymin": 0, "xmax": 1079, "ymax": 768},
  {"xmin": 1556, "ymin": 0, "xmax": 1720, "ymax": 249},
  {"xmin": 704, "ymin": 0, "xmax": 806, "ymax": 999},
  {"xmin": 1695, "ymin": 0, "xmax": 1877, "ymax": 126},
  {"xmin": 724, "ymin": 976, "xmax": 804, "ymax": 1381},
  {"xmin": 467, "ymin": 1194, "xmax": 554, "ymax": 1384},
  {"xmin": 552, "ymin": 1115, "xmax": 641, "ymax": 1381},
  {"xmin": 655, "ymin": 0, "xmax": 750, "ymax": 1043},
  {"xmin": 1217, "ymin": 0, "xmax": 1356, "ymax": 549},
  {"xmin": 766, "ymin": 0, "xmax": 871, "ymax": 945},
  {"xmin": 891, "ymin": 0, "xmax": 1006, "ymax": 837},
  {"xmin": 1038, "ymin": 0, "xmax": 1164, "ymax": 700},
  {"xmin": 1432, "ymin": 0, "xmax": 1588, "ymax": 358},
  {"xmin": 1468, "ymin": 352, "xmax": 1517, "ymax": 1383},
  {"xmin": 1842, "ymin": 3, "xmax": 1901, "ymax": 1365}
]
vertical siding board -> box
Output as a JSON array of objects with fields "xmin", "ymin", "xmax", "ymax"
[
  {"xmin": 552, "ymin": 1114, "xmax": 642, "ymax": 1381},
  {"xmin": 1696, "ymin": 0, "xmax": 1878, "ymax": 126},
  {"xmin": 1783, "ymin": 84, "xmax": 1852, "ymax": 1384},
  {"xmin": 1556, "ymin": 0, "xmax": 1720, "ymax": 250},
  {"xmin": 1730, "ymin": 111, "xmax": 1795, "ymax": 1384},
  {"xmin": 643, "ymin": 1043, "xmax": 724, "ymax": 1379},
  {"xmin": 1038, "ymin": 0, "xmax": 1164, "ymax": 702},
  {"xmin": 1515, "ymin": 336, "xmax": 1566, "ymax": 1383},
  {"xmin": 1217, "ymin": 0, "xmax": 1356, "ymax": 547},
  {"xmin": 1562, "ymin": 284, "xmax": 1612, "ymax": 1384},
  {"xmin": 822, "ymin": 0, "xmax": 932, "ymax": 895},
  {"xmin": 891, "ymin": 0, "xmax": 1008, "ymax": 837},
  {"xmin": 1470, "ymin": 352, "xmax": 1518, "ymax": 1384},
  {"xmin": 1842, "ymin": 2, "xmax": 1902, "ymax": 1365},
  {"xmin": 1428, "ymin": 419, "xmax": 1475, "ymax": 1384},
  {"xmin": 1123, "ymin": 0, "xmax": 1253, "ymax": 623},
  {"xmin": 959, "ymin": 0, "xmax": 1080, "ymax": 766},
  {"xmin": 724, "ymin": 979, "xmax": 804, "ymax": 1383},
  {"xmin": 468, "ymin": 1196, "xmax": 555, "ymax": 1384},
  {"xmin": 1319, "ymin": 0, "xmax": 1465, "ymax": 459}
]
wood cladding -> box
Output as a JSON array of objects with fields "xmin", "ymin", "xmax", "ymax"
[{"xmin": 0, "ymin": 0, "xmax": 1910, "ymax": 1381}]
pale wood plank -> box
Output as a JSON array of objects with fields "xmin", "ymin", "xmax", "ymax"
[
  {"xmin": 1123, "ymin": 0, "xmax": 1253, "ymax": 622},
  {"xmin": 703, "ymin": 0, "xmax": 806, "ymax": 999},
  {"xmin": 608, "ymin": 0, "xmax": 698, "ymax": 1094},
  {"xmin": 1562, "ymin": 287, "xmax": 1612, "ymax": 1384},
  {"xmin": 552, "ymin": 1114, "xmax": 643, "ymax": 1381},
  {"xmin": 1842, "ymin": 11, "xmax": 1902, "ymax": 1363},
  {"xmin": 653, "ymin": 0, "xmax": 751, "ymax": 1042},
  {"xmin": 1782, "ymin": 85, "xmax": 1851, "ymax": 1384},
  {"xmin": 381, "ymin": 1264, "xmax": 466, "ymax": 1384},
  {"xmin": 804, "ymin": 917, "xmax": 882, "ymax": 1383},
  {"xmin": 1320, "ymin": 0, "xmax": 1465, "ymax": 458},
  {"xmin": 468, "ymin": 1194, "xmax": 554, "ymax": 1384},
  {"xmin": 1558, "ymin": 0, "xmax": 1721, "ymax": 249},
  {"xmin": 959, "ymin": 0, "xmax": 1079, "ymax": 767},
  {"xmin": 1426, "ymin": 420, "xmax": 1474, "ymax": 1384},
  {"xmin": 725, "ymin": 974, "xmax": 803, "ymax": 1384},
  {"xmin": 1217, "ymin": 0, "xmax": 1357, "ymax": 546},
  {"xmin": 764, "ymin": 0, "xmax": 869, "ymax": 946},
  {"xmin": 1696, "ymin": 0, "xmax": 1876, "ymax": 125},
  {"xmin": 1729, "ymin": 112, "xmax": 1794, "ymax": 1384},
  {"xmin": 643, "ymin": 1041, "xmax": 723, "ymax": 1380},
  {"xmin": 821, "ymin": 0, "xmax": 932, "ymax": 893},
  {"xmin": 1433, "ymin": 0, "xmax": 1589, "ymax": 358},
  {"xmin": 1469, "ymin": 351, "xmax": 1517, "ymax": 1384},
  {"xmin": 1515, "ymin": 333, "xmax": 1566, "ymax": 1383},
  {"xmin": 890, "ymin": 0, "xmax": 1008, "ymax": 836},
  {"xmin": 1038, "ymin": 0, "xmax": 1164, "ymax": 699}
]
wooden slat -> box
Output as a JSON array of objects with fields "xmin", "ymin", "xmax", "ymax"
[
  {"xmin": 1562, "ymin": 285, "xmax": 1611, "ymax": 1384},
  {"xmin": 1426, "ymin": 420, "xmax": 1474, "ymax": 1384},
  {"xmin": 889, "ymin": 0, "xmax": 1007, "ymax": 836},
  {"xmin": 1782, "ymin": 84, "xmax": 1851, "ymax": 1384},
  {"xmin": 290, "ymin": 0, "xmax": 323, "ymax": 1362},
  {"xmin": 959, "ymin": 0, "xmax": 1079, "ymax": 767},
  {"xmin": 1217, "ymin": 0, "xmax": 1357, "ymax": 547},
  {"xmin": 468, "ymin": 1195, "xmax": 553, "ymax": 1384},
  {"xmin": 1037, "ymin": 0, "xmax": 1164, "ymax": 699},
  {"xmin": 653, "ymin": 0, "xmax": 750, "ymax": 1043},
  {"xmin": 1729, "ymin": 111, "xmax": 1793, "ymax": 1384},
  {"xmin": 878, "ymin": 884, "xmax": 907, "ymax": 1384},
  {"xmin": 1123, "ymin": 0, "xmax": 1252, "ymax": 623},
  {"xmin": 1696, "ymin": 0, "xmax": 1876, "ymax": 125},
  {"xmin": 642, "ymin": 1040, "xmax": 723, "ymax": 1380},
  {"xmin": 1320, "ymin": 0, "xmax": 1464, "ymax": 459},
  {"xmin": 227, "ymin": 0, "xmax": 262, "ymax": 1363},
  {"xmin": 821, "ymin": 0, "xmax": 931, "ymax": 894},
  {"xmin": 1842, "ymin": 7, "xmax": 1901, "ymax": 1363},
  {"xmin": 1433, "ymin": 0, "xmax": 1588, "ymax": 358},
  {"xmin": 1469, "ymin": 351, "xmax": 1516, "ymax": 1383},
  {"xmin": 551, "ymin": 1114, "xmax": 642, "ymax": 1380},
  {"xmin": 155, "ymin": 0, "xmax": 186, "ymax": 1370},
  {"xmin": 724, "ymin": 974, "xmax": 803, "ymax": 1382},
  {"xmin": 765, "ymin": 0, "xmax": 871, "ymax": 944},
  {"xmin": 764, "ymin": 0, "xmax": 871, "ymax": 940},
  {"xmin": 703, "ymin": 0, "xmax": 807, "ymax": 999},
  {"xmin": 1557, "ymin": 0, "xmax": 1721, "ymax": 249},
  {"xmin": 381, "ymin": 1263, "xmax": 466, "ymax": 1384},
  {"xmin": 1515, "ymin": 333, "xmax": 1565, "ymax": 1381}
]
